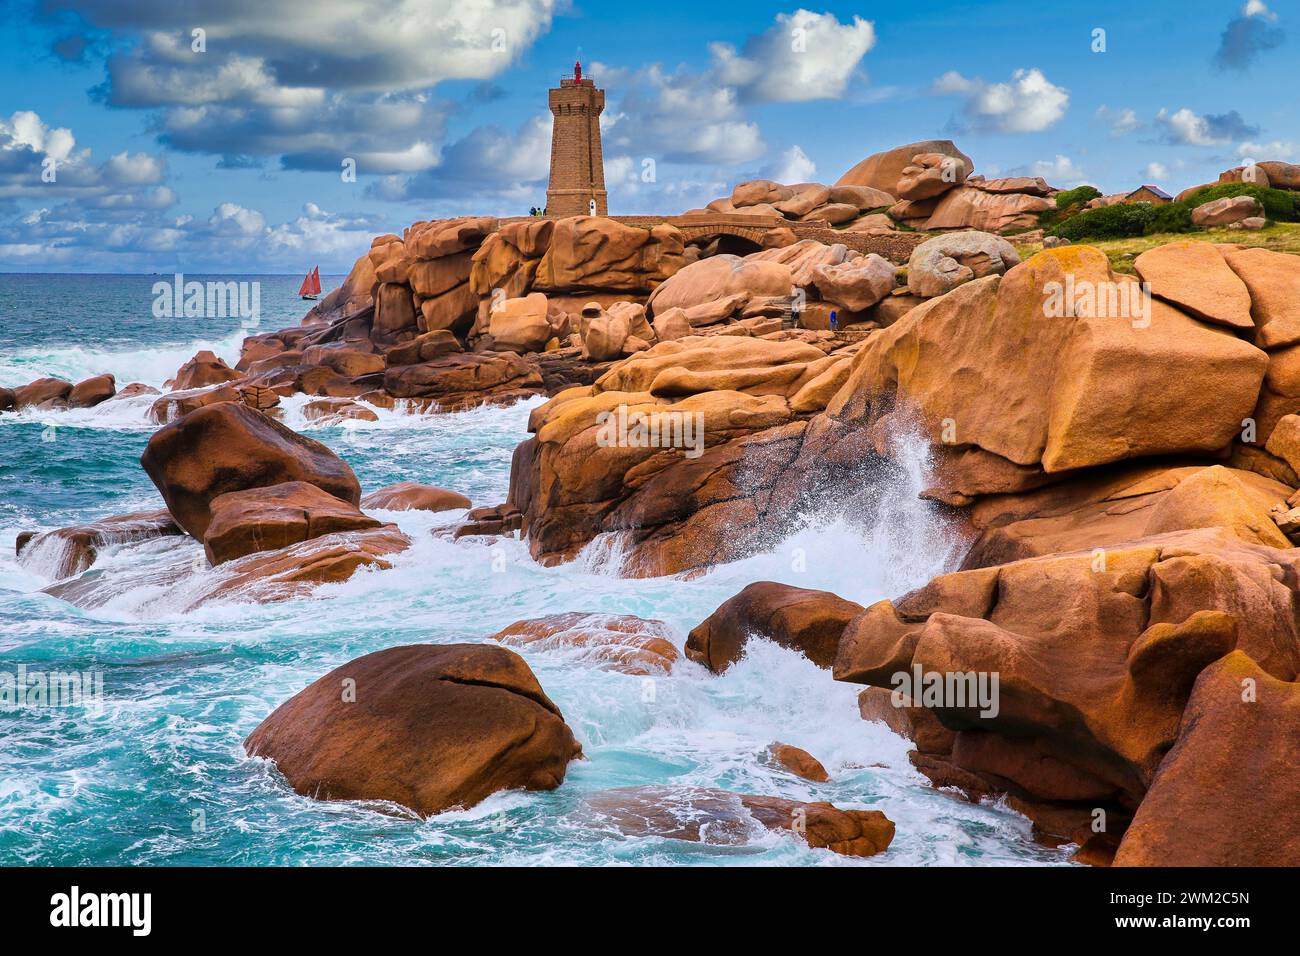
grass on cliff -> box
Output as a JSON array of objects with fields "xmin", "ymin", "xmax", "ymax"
[{"xmin": 1010, "ymin": 222, "xmax": 1300, "ymax": 274}]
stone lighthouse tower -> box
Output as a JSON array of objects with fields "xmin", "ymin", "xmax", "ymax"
[{"xmin": 546, "ymin": 61, "xmax": 608, "ymax": 217}]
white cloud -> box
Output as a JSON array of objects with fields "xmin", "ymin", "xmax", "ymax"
[
  {"xmin": 1144, "ymin": 162, "xmax": 1169, "ymax": 181},
  {"xmin": 765, "ymin": 145, "xmax": 816, "ymax": 183},
  {"xmin": 931, "ymin": 71, "xmax": 976, "ymax": 95},
  {"xmin": 600, "ymin": 155, "xmax": 731, "ymax": 215},
  {"xmin": 1157, "ymin": 108, "xmax": 1218, "ymax": 145},
  {"xmin": 1028, "ymin": 155, "xmax": 1090, "ymax": 186},
  {"xmin": 60, "ymin": 1, "xmax": 557, "ymax": 169},
  {"xmin": 0, "ymin": 187, "xmax": 389, "ymax": 272},
  {"xmin": 0, "ymin": 110, "xmax": 173, "ymax": 207},
  {"xmin": 209, "ymin": 202, "xmax": 266, "ymax": 236},
  {"xmin": 1, "ymin": 111, "xmax": 76, "ymax": 162},
  {"xmin": 1237, "ymin": 140, "xmax": 1300, "ymax": 161},
  {"xmin": 75, "ymin": 0, "xmax": 558, "ymax": 95},
  {"xmin": 1096, "ymin": 105, "xmax": 1140, "ymax": 136},
  {"xmin": 933, "ymin": 68, "xmax": 1069, "ymax": 133},
  {"xmin": 102, "ymin": 151, "xmax": 166, "ymax": 185},
  {"xmin": 1156, "ymin": 107, "xmax": 1258, "ymax": 145},
  {"xmin": 597, "ymin": 63, "xmax": 765, "ymax": 165},
  {"xmin": 1243, "ymin": 1, "xmax": 1277, "ymax": 21},
  {"xmin": 368, "ymin": 114, "xmax": 552, "ymax": 203},
  {"xmin": 587, "ymin": 12, "xmax": 880, "ymax": 171},
  {"xmin": 709, "ymin": 10, "xmax": 876, "ymax": 103}
]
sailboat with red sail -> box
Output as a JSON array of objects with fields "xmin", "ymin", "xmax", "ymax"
[{"xmin": 298, "ymin": 265, "xmax": 321, "ymax": 300}]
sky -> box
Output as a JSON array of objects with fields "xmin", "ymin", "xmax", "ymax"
[{"xmin": 0, "ymin": 0, "xmax": 1295, "ymax": 273}]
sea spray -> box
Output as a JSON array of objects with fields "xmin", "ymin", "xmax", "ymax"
[{"xmin": 0, "ymin": 352, "xmax": 1065, "ymax": 865}]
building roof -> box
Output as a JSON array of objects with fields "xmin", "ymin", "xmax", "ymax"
[{"xmin": 1128, "ymin": 184, "xmax": 1173, "ymax": 200}]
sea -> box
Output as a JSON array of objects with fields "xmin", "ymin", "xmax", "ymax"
[{"xmin": 0, "ymin": 273, "xmax": 1072, "ymax": 866}]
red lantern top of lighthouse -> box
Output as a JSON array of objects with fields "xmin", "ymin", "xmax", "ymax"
[{"xmin": 562, "ymin": 60, "xmax": 592, "ymax": 86}]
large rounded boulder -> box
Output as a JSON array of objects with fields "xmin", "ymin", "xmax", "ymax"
[
  {"xmin": 906, "ymin": 230, "xmax": 1020, "ymax": 298},
  {"xmin": 245, "ymin": 643, "xmax": 583, "ymax": 816},
  {"xmin": 836, "ymin": 139, "xmax": 973, "ymax": 195},
  {"xmin": 203, "ymin": 480, "xmax": 381, "ymax": 564},
  {"xmin": 646, "ymin": 254, "xmax": 791, "ymax": 317},
  {"xmin": 140, "ymin": 401, "xmax": 362, "ymax": 539},
  {"xmin": 686, "ymin": 581, "xmax": 865, "ymax": 672}
]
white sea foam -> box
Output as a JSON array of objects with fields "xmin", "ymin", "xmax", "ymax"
[
  {"xmin": 0, "ymin": 384, "xmax": 1071, "ymax": 865},
  {"xmin": 0, "ymin": 330, "xmax": 246, "ymax": 391}
]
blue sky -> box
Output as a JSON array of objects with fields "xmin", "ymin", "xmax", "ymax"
[{"xmin": 0, "ymin": 0, "xmax": 1294, "ymax": 272}]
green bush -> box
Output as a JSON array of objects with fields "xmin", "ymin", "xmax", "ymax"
[
  {"xmin": 1180, "ymin": 182, "xmax": 1297, "ymax": 222},
  {"xmin": 1054, "ymin": 185, "xmax": 1102, "ymax": 209},
  {"xmin": 1048, "ymin": 203, "xmax": 1156, "ymax": 240},
  {"xmin": 1039, "ymin": 184, "xmax": 1103, "ymax": 230},
  {"xmin": 1143, "ymin": 202, "xmax": 1194, "ymax": 235},
  {"xmin": 1048, "ymin": 180, "xmax": 1298, "ymax": 240}
]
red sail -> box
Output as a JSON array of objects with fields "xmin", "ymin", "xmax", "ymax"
[{"xmin": 299, "ymin": 266, "xmax": 321, "ymax": 296}]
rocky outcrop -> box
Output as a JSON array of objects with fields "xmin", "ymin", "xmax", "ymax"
[
  {"xmin": 967, "ymin": 175, "xmax": 1052, "ymax": 196},
  {"xmin": 1257, "ymin": 161, "xmax": 1300, "ymax": 191},
  {"xmin": 1112, "ymin": 651, "xmax": 1300, "ymax": 866},
  {"xmin": 169, "ymin": 351, "xmax": 241, "ymax": 391},
  {"xmin": 1191, "ymin": 195, "xmax": 1262, "ymax": 227},
  {"xmin": 487, "ymin": 612, "xmax": 679, "ymax": 675},
  {"xmin": 452, "ymin": 502, "xmax": 525, "ymax": 539},
  {"xmin": 1220, "ymin": 246, "xmax": 1300, "ymax": 350},
  {"xmin": 1133, "ymin": 241, "xmax": 1252, "ymax": 330},
  {"xmin": 646, "ymin": 254, "xmax": 791, "ymax": 321},
  {"xmin": 360, "ymin": 482, "xmax": 471, "ymax": 513},
  {"xmin": 810, "ymin": 254, "xmax": 897, "ymax": 311},
  {"xmin": 691, "ymin": 141, "xmax": 1052, "ymax": 238},
  {"xmin": 685, "ymin": 582, "xmax": 865, "ymax": 672},
  {"xmin": 67, "ymin": 374, "xmax": 116, "ymax": 408},
  {"xmin": 301, "ymin": 397, "xmax": 378, "ymax": 424},
  {"xmin": 469, "ymin": 216, "xmax": 683, "ymax": 307},
  {"xmin": 836, "ymin": 140, "xmax": 972, "ymax": 196},
  {"xmin": 581, "ymin": 786, "xmax": 893, "ymax": 857},
  {"xmin": 147, "ymin": 381, "xmax": 279, "ymax": 424},
  {"xmin": 508, "ymin": 334, "xmax": 862, "ymax": 575},
  {"xmin": 12, "ymin": 377, "xmax": 73, "ymax": 410},
  {"xmin": 906, "ymin": 231, "xmax": 1020, "ymax": 298},
  {"xmin": 202, "ymin": 481, "xmax": 382, "ymax": 564},
  {"xmin": 924, "ymin": 186, "xmax": 1053, "ymax": 234},
  {"xmin": 732, "ymin": 180, "xmax": 793, "ymax": 207},
  {"xmin": 486, "ymin": 292, "xmax": 556, "ymax": 354},
  {"xmin": 140, "ymin": 401, "xmax": 362, "ymax": 540},
  {"xmin": 959, "ymin": 463, "xmax": 1293, "ymax": 569},
  {"xmin": 16, "ymin": 509, "xmax": 182, "ymax": 579},
  {"xmin": 188, "ymin": 526, "xmax": 410, "ymax": 607},
  {"xmin": 3, "ymin": 374, "xmax": 119, "ymax": 411},
  {"xmin": 858, "ymin": 686, "xmax": 957, "ymax": 757},
  {"xmin": 381, "ymin": 351, "xmax": 544, "ymax": 410},
  {"xmin": 896, "ymin": 151, "xmax": 970, "ymax": 200},
  {"xmin": 245, "ymin": 643, "xmax": 582, "ymax": 816},
  {"xmin": 764, "ymin": 742, "xmax": 830, "ymax": 782},
  {"xmin": 835, "ymin": 527, "xmax": 1300, "ymax": 861},
  {"xmin": 823, "ymin": 246, "xmax": 1268, "ymax": 501},
  {"xmin": 302, "ymin": 239, "xmax": 379, "ymax": 326}
]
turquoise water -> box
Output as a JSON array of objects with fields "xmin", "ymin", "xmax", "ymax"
[{"xmin": 0, "ymin": 274, "xmax": 1072, "ymax": 866}]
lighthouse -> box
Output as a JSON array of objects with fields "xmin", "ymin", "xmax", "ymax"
[{"xmin": 546, "ymin": 60, "xmax": 608, "ymax": 217}]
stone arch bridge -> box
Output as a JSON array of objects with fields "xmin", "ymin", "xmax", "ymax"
[{"xmin": 501, "ymin": 213, "xmax": 927, "ymax": 263}]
